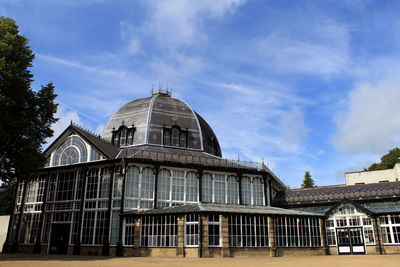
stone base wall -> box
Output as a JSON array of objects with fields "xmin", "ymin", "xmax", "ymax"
[
  {"xmin": 275, "ymin": 247, "xmax": 324, "ymax": 257},
  {"xmin": 229, "ymin": 247, "xmax": 271, "ymax": 257},
  {"xmin": 382, "ymin": 245, "xmax": 400, "ymax": 254}
]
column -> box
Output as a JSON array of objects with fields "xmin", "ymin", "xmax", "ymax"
[
  {"xmin": 116, "ymin": 161, "xmax": 127, "ymax": 257},
  {"xmin": 373, "ymin": 217, "xmax": 384, "ymax": 255},
  {"xmin": 268, "ymin": 216, "xmax": 276, "ymax": 257},
  {"xmin": 12, "ymin": 178, "xmax": 28, "ymax": 253},
  {"xmin": 34, "ymin": 174, "xmax": 50, "ymax": 254},
  {"xmin": 176, "ymin": 216, "xmax": 185, "ymax": 257},
  {"xmin": 102, "ymin": 167, "xmax": 115, "ymax": 256},
  {"xmin": 221, "ymin": 215, "xmax": 230, "ymax": 257},
  {"xmin": 153, "ymin": 165, "xmax": 160, "ymax": 209},
  {"xmin": 319, "ymin": 218, "xmax": 328, "ymax": 255},
  {"xmin": 237, "ymin": 172, "xmax": 243, "ymax": 205},
  {"xmin": 74, "ymin": 168, "xmax": 88, "ymax": 255},
  {"xmin": 268, "ymin": 180, "xmax": 273, "ymax": 206},
  {"xmin": 200, "ymin": 215, "xmax": 209, "ymax": 257},
  {"xmin": 133, "ymin": 217, "xmax": 141, "ymax": 256},
  {"xmin": 198, "ymin": 169, "xmax": 203, "ymax": 202},
  {"xmin": 262, "ymin": 174, "xmax": 269, "ymax": 206}
]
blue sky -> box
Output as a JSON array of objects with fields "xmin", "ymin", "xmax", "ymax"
[{"xmin": 2, "ymin": 0, "xmax": 400, "ymax": 188}]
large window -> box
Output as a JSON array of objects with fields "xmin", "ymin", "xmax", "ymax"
[
  {"xmin": 229, "ymin": 215, "xmax": 269, "ymax": 247},
  {"xmin": 124, "ymin": 167, "xmax": 155, "ymax": 209},
  {"xmin": 276, "ymin": 216, "xmax": 321, "ymax": 247},
  {"xmin": 140, "ymin": 215, "xmax": 177, "ymax": 247},
  {"xmin": 185, "ymin": 214, "xmax": 199, "ymax": 246},
  {"xmin": 125, "ymin": 217, "xmax": 135, "ymax": 246},
  {"xmin": 380, "ymin": 215, "xmax": 400, "ymax": 244},
  {"xmin": 227, "ymin": 176, "xmax": 239, "ymax": 204},
  {"xmin": 241, "ymin": 177, "xmax": 252, "ymax": 205},
  {"xmin": 157, "ymin": 169, "xmax": 198, "ymax": 207},
  {"xmin": 208, "ymin": 214, "xmax": 221, "ymax": 246},
  {"xmin": 241, "ymin": 176, "xmax": 264, "ymax": 206},
  {"xmin": 201, "ymin": 173, "xmax": 213, "ymax": 203}
]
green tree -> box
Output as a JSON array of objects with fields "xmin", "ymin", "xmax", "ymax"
[
  {"xmin": 301, "ymin": 171, "xmax": 316, "ymax": 188},
  {"xmin": 367, "ymin": 147, "xmax": 400, "ymax": 171},
  {"xmin": 0, "ymin": 17, "xmax": 58, "ymax": 213}
]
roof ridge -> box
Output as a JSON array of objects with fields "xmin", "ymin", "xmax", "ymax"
[
  {"xmin": 71, "ymin": 122, "xmax": 112, "ymax": 144},
  {"xmin": 287, "ymin": 181, "xmax": 400, "ymax": 192}
]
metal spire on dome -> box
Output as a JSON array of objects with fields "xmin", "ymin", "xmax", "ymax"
[{"xmin": 151, "ymin": 82, "xmax": 171, "ymax": 97}]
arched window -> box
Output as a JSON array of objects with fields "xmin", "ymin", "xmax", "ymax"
[
  {"xmin": 214, "ymin": 174, "xmax": 226, "ymax": 203},
  {"xmin": 125, "ymin": 166, "xmax": 140, "ymax": 208},
  {"xmin": 252, "ymin": 178, "xmax": 264, "ymax": 206},
  {"xmin": 140, "ymin": 168, "xmax": 155, "ymax": 209},
  {"xmin": 157, "ymin": 169, "xmax": 171, "ymax": 208},
  {"xmin": 201, "ymin": 173, "xmax": 213, "ymax": 203},
  {"xmin": 60, "ymin": 146, "xmax": 79, "ymax": 165},
  {"xmin": 241, "ymin": 177, "xmax": 252, "ymax": 205},
  {"xmin": 171, "ymin": 170, "xmax": 185, "ymax": 202},
  {"xmin": 112, "ymin": 125, "xmax": 135, "ymax": 147},
  {"xmin": 227, "ymin": 176, "xmax": 239, "ymax": 204},
  {"xmin": 163, "ymin": 126, "xmax": 188, "ymax": 148},
  {"xmin": 171, "ymin": 126, "xmax": 180, "ymax": 146},
  {"xmin": 163, "ymin": 128, "xmax": 171, "ymax": 146},
  {"xmin": 119, "ymin": 127, "xmax": 127, "ymax": 146},
  {"xmin": 180, "ymin": 131, "xmax": 187, "ymax": 147},
  {"xmin": 53, "ymin": 135, "xmax": 88, "ymax": 167},
  {"xmin": 186, "ymin": 172, "xmax": 198, "ymax": 202}
]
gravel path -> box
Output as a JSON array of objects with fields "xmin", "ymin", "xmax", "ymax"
[{"xmin": 1, "ymin": 254, "xmax": 400, "ymax": 267}]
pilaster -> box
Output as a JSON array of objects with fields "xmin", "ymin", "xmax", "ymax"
[
  {"xmin": 176, "ymin": 216, "xmax": 185, "ymax": 257},
  {"xmin": 268, "ymin": 216, "xmax": 276, "ymax": 257},
  {"xmin": 319, "ymin": 218, "xmax": 328, "ymax": 255},
  {"xmin": 373, "ymin": 217, "xmax": 384, "ymax": 255},
  {"xmin": 221, "ymin": 215, "xmax": 230, "ymax": 257},
  {"xmin": 200, "ymin": 215, "xmax": 209, "ymax": 257}
]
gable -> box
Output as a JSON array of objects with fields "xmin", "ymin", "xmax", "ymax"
[{"xmin": 44, "ymin": 125, "xmax": 118, "ymax": 168}]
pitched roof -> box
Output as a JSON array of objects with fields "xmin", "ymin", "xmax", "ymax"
[
  {"xmin": 275, "ymin": 181, "xmax": 400, "ymax": 205},
  {"xmin": 122, "ymin": 202, "xmax": 322, "ymax": 217},
  {"xmin": 72, "ymin": 124, "xmax": 120, "ymax": 159},
  {"xmin": 44, "ymin": 123, "xmax": 120, "ymax": 159}
]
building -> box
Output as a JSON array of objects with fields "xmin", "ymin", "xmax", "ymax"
[
  {"xmin": 2, "ymin": 90, "xmax": 400, "ymax": 257},
  {"xmin": 345, "ymin": 163, "xmax": 400, "ymax": 185}
]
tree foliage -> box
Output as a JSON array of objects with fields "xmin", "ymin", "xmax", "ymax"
[
  {"xmin": 367, "ymin": 147, "xmax": 400, "ymax": 171},
  {"xmin": 0, "ymin": 17, "xmax": 58, "ymax": 212},
  {"xmin": 301, "ymin": 171, "xmax": 316, "ymax": 188}
]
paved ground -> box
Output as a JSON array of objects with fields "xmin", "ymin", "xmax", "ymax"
[{"xmin": 1, "ymin": 254, "xmax": 400, "ymax": 267}]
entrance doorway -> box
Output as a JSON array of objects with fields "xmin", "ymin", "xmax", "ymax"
[
  {"xmin": 49, "ymin": 223, "xmax": 70, "ymax": 254},
  {"xmin": 336, "ymin": 227, "xmax": 365, "ymax": 255}
]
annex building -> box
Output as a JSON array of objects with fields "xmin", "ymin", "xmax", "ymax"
[{"xmin": 3, "ymin": 90, "xmax": 400, "ymax": 257}]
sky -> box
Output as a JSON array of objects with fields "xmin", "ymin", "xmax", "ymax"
[{"xmin": 2, "ymin": 0, "xmax": 400, "ymax": 188}]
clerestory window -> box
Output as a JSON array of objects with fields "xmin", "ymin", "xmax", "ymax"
[
  {"xmin": 112, "ymin": 125, "xmax": 136, "ymax": 147},
  {"xmin": 162, "ymin": 125, "xmax": 188, "ymax": 148}
]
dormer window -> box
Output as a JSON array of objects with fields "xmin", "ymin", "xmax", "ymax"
[
  {"xmin": 112, "ymin": 125, "xmax": 136, "ymax": 147},
  {"xmin": 206, "ymin": 137, "xmax": 218, "ymax": 155},
  {"xmin": 163, "ymin": 125, "xmax": 188, "ymax": 148}
]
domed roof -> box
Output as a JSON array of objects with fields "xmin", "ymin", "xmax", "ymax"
[{"xmin": 102, "ymin": 90, "xmax": 221, "ymax": 157}]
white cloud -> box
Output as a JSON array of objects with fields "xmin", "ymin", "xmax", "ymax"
[
  {"xmin": 142, "ymin": 0, "xmax": 245, "ymax": 48},
  {"xmin": 255, "ymin": 23, "xmax": 350, "ymax": 75},
  {"xmin": 333, "ymin": 77, "xmax": 400, "ymax": 155},
  {"xmin": 127, "ymin": 37, "xmax": 141, "ymax": 55}
]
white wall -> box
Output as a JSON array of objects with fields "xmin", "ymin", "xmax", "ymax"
[
  {"xmin": 0, "ymin": 215, "xmax": 10, "ymax": 250},
  {"xmin": 345, "ymin": 163, "xmax": 400, "ymax": 185}
]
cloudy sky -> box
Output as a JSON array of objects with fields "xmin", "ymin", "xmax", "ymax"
[{"xmin": 2, "ymin": 0, "xmax": 400, "ymax": 188}]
